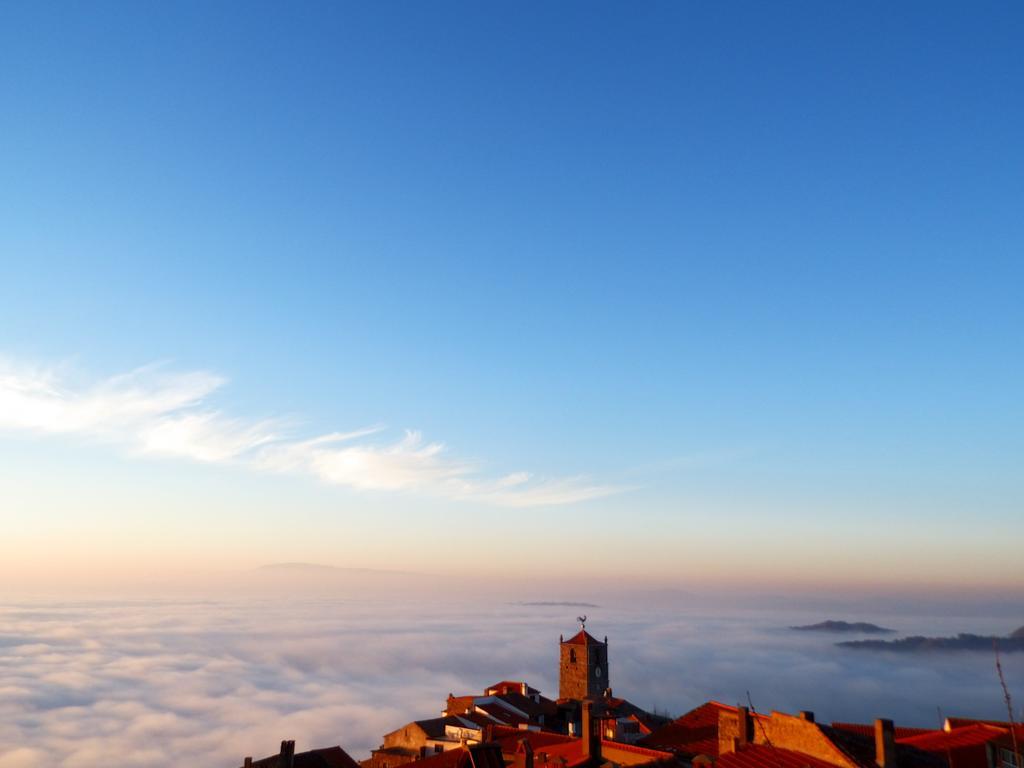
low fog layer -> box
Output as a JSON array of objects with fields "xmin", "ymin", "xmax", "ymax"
[{"xmin": 0, "ymin": 597, "xmax": 1021, "ymax": 768}]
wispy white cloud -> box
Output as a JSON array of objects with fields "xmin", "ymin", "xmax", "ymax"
[{"xmin": 0, "ymin": 356, "xmax": 621, "ymax": 507}]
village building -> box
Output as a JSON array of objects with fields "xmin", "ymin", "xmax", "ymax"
[
  {"xmin": 239, "ymin": 622, "xmax": 1021, "ymax": 768},
  {"xmin": 443, "ymin": 681, "xmax": 559, "ymax": 729},
  {"xmin": 554, "ymin": 623, "xmax": 668, "ymax": 743},
  {"xmin": 242, "ymin": 740, "xmax": 361, "ymax": 768},
  {"xmin": 987, "ymin": 726, "xmax": 1024, "ymax": 768}
]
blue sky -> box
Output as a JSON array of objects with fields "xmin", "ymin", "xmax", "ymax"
[{"xmin": 1, "ymin": 2, "xmax": 1022, "ymax": 589}]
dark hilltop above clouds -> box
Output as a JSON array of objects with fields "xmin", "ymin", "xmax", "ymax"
[
  {"xmin": 839, "ymin": 625, "xmax": 1024, "ymax": 652},
  {"xmin": 790, "ymin": 620, "xmax": 896, "ymax": 633}
]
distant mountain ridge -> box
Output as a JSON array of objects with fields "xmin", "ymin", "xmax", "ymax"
[
  {"xmin": 840, "ymin": 626, "xmax": 1024, "ymax": 652},
  {"xmin": 790, "ymin": 620, "xmax": 895, "ymax": 633}
]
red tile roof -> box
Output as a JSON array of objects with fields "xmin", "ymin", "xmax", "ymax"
[
  {"xmin": 899, "ymin": 724, "xmax": 1008, "ymax": 750},
  {"xmin": 601, "ymin": 741, "xmax": 677, "ymax": 761},
  {"xmin": 638, "ymin": 701, "xmax": 740, "ymax": 756},
  {"xmin": 411, "ymin": 745, "xmax": 504, "ymax": 768},
  {"xmin": 532, "ymin": 738, "xmax": 673, "ymax": 768},
  {"xmin": 486, "ymin": 681, "xmax": 541, "ymax": 696},
  {"xmin": 476, "ymin": 701, "xmax": 530, "ymax": 726},
  {"xmin": 831, "ymin": 724, "xmax": 934, "ymax": 741},
  {"xmin": 822, "ymin": 725, "xmax": 945, "ymax": 768},
  {"xmin": 250, "ymin": 746, "xmax": 360, "ymax": 768},
  {"xmin": 294, "ymin": 747, "xmax": 362, "ymax": 768},
  {"xmin": 716, "ymin": 744, "xmax": 839, "ymax": 768},
  {"xmin": 562, "ymin": 630, "xmax": 604, "ymax": 646},
  {"xmin": 946, "ymin": 718, "xmax": 1013, "ymax": 729},
  {"xmin": 491, "ymin": 727, "xmax": 575, "ymax": 753}
]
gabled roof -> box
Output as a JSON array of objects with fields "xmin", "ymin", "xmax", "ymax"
[
  {"xmin": 638, "ymin": 701, "xmax": 740, "ymax": 756},
  {"xmin": 530, "ymin": 737, "xmax": 674, "ymax": 768},
  {"xmin": 716, "ymin": 744, "xmax": 839, "ymax": 768},
  {"xmin": 409, "ymin": 715, "xmax": 482, "ymax": 739},
  {"xmin": 250, "ymin": 746, "xmax": 360, "ymax": 768},
  {"xmin": 494, "ymin": 691, "xmax": 559, "ymax": 719},
  {"xmin": 945, "ymin": 717, "xmax": 1013, "ymax": 729},
  {"xmin": 458, "ymin": 711, "xmax": 502, "ymax": 728},
  {"xmin": 490, "ymin": 726, "xmax": 575, "ymax": 753},
  {"xmin": 294, "ymin": 747, "xmax": 362, "ymax": 768},
  {"xmin": 562, "ymin": 630, "xmax": 604, "ymax": 646},
  {"xmin": 822, "ymin": 725, "xmax": 945, "ymax": 768},
  {"xmin": 832, "ymin": 723, "xmax": 934, "ymax": 741},
  {"xmin": 411, "ymin": 745, "xmax": 505, "ymax": 768},
  {"xmin": 640, "ymin": 702, "xmax": 942, "ymax": 768},
  {"xmin": 593, "ymin": 696, "xmax": 665, "ymax": 729},
  {"xmin": 486, "ymin": 681, "xmax": 541, "ymax": 696},
  {"xmin": 898, "ymin": 724, "xmax": 1007, "ymax": 750},
  {"xmin": 475, "ymin": 701, "xmax": 530, "ymax": 726}
]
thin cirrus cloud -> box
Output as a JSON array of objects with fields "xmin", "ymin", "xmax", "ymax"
[{"xmin": 0, "ymin": 356, "xmax": 621, "ymax": 507}]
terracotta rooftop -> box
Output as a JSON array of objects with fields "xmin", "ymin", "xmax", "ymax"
[
  {"xmin": 641, "ymin": 703, "xmax": 942, "ymax": 768},
  {"xmin": 490, "ymin": 727, "xmax": 575, "ymax": 753},
  {"xmin": 562, "ymin": 630, "xmax": 604, "ymax": 646},
  {"xmin": 638, "ymin": 701, "xmax": 743, "ymax": 756},
  {"xmin": 898, "ymin": 724, "xmax": 1008, "ymax": 750},
  {"xmin": 410, "ymin": 745, "xmax": 505, "ymax": 768},
  {"xmin": 475, "ymin": 701, "xmax": 530, "ymax": 727},
  {"xmin": 248, "ymin": 745, "xmax": 360, "ymax": 768},
  {"xmin": 533, "ymin": 737, "xmax": 675, "ymax": 768},
  {"xmin": 831, "ymin": 723, "xmax": 934, "ymax": 741},
  {"xmin": 945, "ymin": 718, "xmax": 1014, "ymax": 729},
  {"xmin": 486, "ymin": 681, "xmax": 541, "ymax": 696},
  {"xmin": 822, "ymin": 725, "xmax": 945, "ymax": 768},
  {"xmin": 716, "ymin": 744, "xmax": 840, "ymax": 768},
  {"xmin": 293, "ymin": 747, "xmax": 363, "ymax": 768},
  {"xmin": 409, "ymin": 715, "xmax": 482, "ymax": 739}
]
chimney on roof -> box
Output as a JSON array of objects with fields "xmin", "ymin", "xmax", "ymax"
[
  {"xmin": 874, "ymin": 719, "xmax": 896, "ymax": 768},
  {"xmin": 522, "ymin": 682, "xmax": 529, "ymax": 696},
  {"xmin": 280, "ymin": 740, "xmax": 296, "ymax": 768},
  {"xmin": 799, "ymin": 711, "xmax": 815, "ymax": 723},
  {"xmin": 581, "ymin": 700, "xmax": 601, "ymax": 763},
  {"xmin": 736, "ymin": 707, "xmax": 753, "ymax": 749},
  {"xmin": 244, "ymin": 759, "xmax": 252, "ymax": 768}
]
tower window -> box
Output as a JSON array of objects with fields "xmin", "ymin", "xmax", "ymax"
[{"xmin": 569, "ymin": 649, "xmax": 577, "ymax": 663}]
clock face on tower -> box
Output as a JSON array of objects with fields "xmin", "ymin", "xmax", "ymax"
[{"xmin": 595, "ymin": 666, "xmax": 602, "ymax": 678}]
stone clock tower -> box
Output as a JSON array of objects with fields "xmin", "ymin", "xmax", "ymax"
[{"xmin": 558, "ymin": 621, "xmax": 608, "ymax": 700}]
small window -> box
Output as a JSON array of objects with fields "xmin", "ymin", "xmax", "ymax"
[{"xmin": 570, "ymin": 649, "xmax": 577, "ymax": 663}]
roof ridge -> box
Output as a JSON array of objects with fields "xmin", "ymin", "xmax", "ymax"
[{"xmin": 600, "ymin": 739, "xmax": 673, "ymax": 757}]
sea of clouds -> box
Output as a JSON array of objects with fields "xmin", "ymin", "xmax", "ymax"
[{"xmin": 1, "ymin": 595, "xmax": 1022, "ymax": 768}]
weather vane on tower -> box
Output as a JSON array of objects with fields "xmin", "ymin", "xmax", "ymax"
[{"xmin": 577, "ymin": 615, "xmax": 587, "ymax": 630}]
